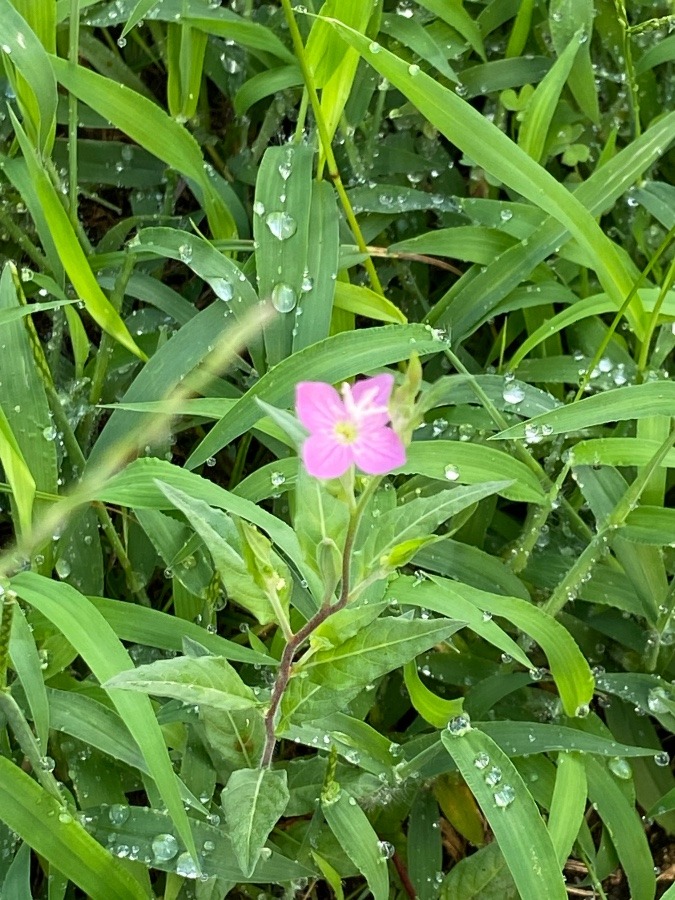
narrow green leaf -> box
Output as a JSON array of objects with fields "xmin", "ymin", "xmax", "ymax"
[
  {"xmin": 404, "ymin": 661, "xmax": 463, "ymax": 728},
  {"xmin": 321, "ymin": 790, "xmax": 388, "ymax": 900},
  {"xmin": 548, "ymin": 753, "xmax": 587, "ymax": 867},
  {"xmin": 441, "ymin": 727, "xmax": 567, "ymax": 900},
  {"xmin": 10, "ymin": 604, "xmax": 49, "ymax": 750},
  {"xmin": 10, "ymin": 573, "xmax": 198, "ymax": 862},
  {"xmin": 0, "ymin": 758, "xmax": 149, "ymax": 900},
  {"xmin": 221, "ymin": 768, "xmax": 289, "ymax": 877}
]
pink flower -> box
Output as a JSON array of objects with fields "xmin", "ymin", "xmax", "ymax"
[{"xmin": 295, "ymin": 374, "xmax": 406, "ymax": 479}]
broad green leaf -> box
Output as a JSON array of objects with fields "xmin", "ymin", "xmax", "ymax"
[
  {"xmin": 493, "ymin": 382, "xmax": 675, "ymax": 441},
  {"xmin": 299, "ymin": 617, "xmax": 461, "ymax": 690},
  {"xmin": 585, "ymin": 756, "xmax": 656, "ymax": 900},
  {"xmin": 321, "ymin": 790, "xmax": 388, "ymax": 900},
  {"xmin": 10, "ymin": 573, "xmax": 198, "ymax": 861},
  {"xmin": 186, "ymin": 324, "xmax": 448, "ymax": 468},
  {"xmin": 399, "ymin": 441, "xmax": 546, "ymax": 503},
  {"xmin": 156, "ymin": 479, "xmax": 292, "ymax": 626},
  {"xmin": 105, "ymin": 655, "xmax": 259, "ymax": 711},
  {"xmin": 441, "ymin": 727, "xmax": 567, "ymax": 900},
  {"xmin": 221, "ymin": 768, "xmax": 289, "ymax": 877},
  {"xmin": 0, "ymin": 758, "xmax": 149, "ymax": 900},
  {"xmin": 441, "ymin": 840, "xmax": 517, "ymax": 900},
  {"xmin": 8, "ymin": 113, "xmax": 145, "ymax": 360}
]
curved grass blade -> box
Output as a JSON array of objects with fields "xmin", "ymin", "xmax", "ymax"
[
  {"xmin": 321, "ymin": 789, "xmax": 388, "ymax": 900},
  {"xmin": 441, "ymin": 726, "xmax": 567, "ymax": 900},
  {"xmin": 187, "ymin": 324, "xmax": 447, "ymax": 468},
  {"xmin": 0, "ymin": 757, "xmax": 149, "ymax": 900},
  {"xmin": 10, "ymin": 572, "xmax": 198, "ymax": 863},
  {"xmin": 49, "ymin": 56, "xmax": 235, "ymax": 239},
  {"xmin": 325, "ymin": 20, "xmax": 646, "ymax": 336}
]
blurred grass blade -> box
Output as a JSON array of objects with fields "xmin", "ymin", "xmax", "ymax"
[
  {"xmin": 0, "ymin": 757, "xmax": 149, "ymax": 900},
  {"xmin": 11, "ymin": 572, "xmax": 199, "ymax": 863}
]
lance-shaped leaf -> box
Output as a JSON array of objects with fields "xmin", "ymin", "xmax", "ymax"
[
  {"xmin": 221, "ymin": 768, "xmax": 289, "ymax": 877},
  {"xmin": 105, "ymin": 656, "xmax": 259, "ymax": 712}
]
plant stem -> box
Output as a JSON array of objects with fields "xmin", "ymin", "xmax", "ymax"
[
  {"xmin": 278, "ymin": 0, "xmax": 384, "ymax": 297},
  {"xmin": 260, "ymin": 476, "xmax": 380, "ymax": 767}
]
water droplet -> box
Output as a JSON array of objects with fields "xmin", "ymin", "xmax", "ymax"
[
  {"xmin": 444, "ymin": 464, "xmax": 460, "ymax": 481},
  {"xmin": 500, "ymin": 208, "xmax": 513, "ymax": 221},
  {"xmin": 369, "ymin": 41, "xmax": 381, "ymax": 53},
  {"xmin": 178, "ymin": 243, "xmax": 193, "ymax": 263},
  {"xmin": 278, "ymin": 161, "xmax": 292, "ymax": 181},
  {"xmin": 485, "ymin": 766, "xmax": 502, "ymax": 787},
  {"xmin": 211, "ymin": 278, "xmax": 233, "ymax": 301},
  {"xmin": 271, "ymin": 282, "xmax": 297, "ymax": 312},
  {"xmin": 253, "ymin": 200, "xmax": 265, "ymax": 216},
  {"xmin": 575, "ymin": 703, "xmax": 590, "ymax": 718},
  {"xmin": 377, "ymin": 840, "xmax": 395, "ymax": 860},
  {"xmin": 301, "ymin": 274, "xmax": 314, "ymax": 293},
  {"xmin": 108, "ymin": 804, "xmax": 130, "ymax": 825},
  {"xmin": 40, "ymin": 756, "xmax": 56, "ymax": 772},
  {"xmin": 447, "ymin": 714, "xmax": 471, "ymax": 736},
  {"xmin": 408, "ymin": 64, "xmax": 420, "ymax": 76},
  {"xmin": 270, "ymin": 471, "xmax": 286, "ymax": 488},
  {"xmin": 494, "ymin": 785, "xmax": 516, "ymax": 808},
  {"xmin": 647, "ymin": 687, "xmax": 670, "ymax": 714},
  {"xmin": 175, "ymin": 851, "xmax": 199, "ymax": 877},
  {"xmin": 265, "ymin": 211, "xmax": 297, "ymax": 240},
  {"xmin": 502, "ymin": 384, "xmax": 525, "ymax": 404},
  {"xmin": 55, "ymin": 558, "xmax": 71, "ymax": 579},
  {"xmin": 473, "ymin": 752, "xmax": 490, "ymax": 769},
  {"xmin": 608, "ymin": 757, "xmax": 632, "ymax": 780},
  {"xmin": 42, "ymin": 424, "xmax": 57, "ymax": 441},
  {"xmin": 654, "ymin": 751, "xmax": 670, "ymax": 767}
]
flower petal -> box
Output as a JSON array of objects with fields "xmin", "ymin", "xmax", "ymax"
[
  {"xmin": 302, "ymin": 434, "xmax": 354, "ymax": 479},
  {"xmin": 351, "ymin": 374, "xmax": 394, "ymax": 427},
  {"xmin": 295, "ymin": 382, "xmax": 345, "ymax": 432},
  {"xmin": 351, "ymin": 425, "xmax": 406, "ymax": 475}
]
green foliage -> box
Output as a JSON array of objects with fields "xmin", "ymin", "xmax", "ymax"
[{"xmin": 0, "ymin": 0, "xmax": 673, "ymax": 897}]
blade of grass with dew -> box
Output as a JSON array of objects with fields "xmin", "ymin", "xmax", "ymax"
[
  {"xmin": 585, "ymin": 755, "xmax": 656, "ymax": 900},
  {"xmin": 493, "ymin": 382, "xmax": 675, "ymax": 441},
  {"xmin": 414, "ymin": 0, "xmax": 486, "ymax": 60},
  {"xmin": 549, "ymin": 0, "xmax": 599, "ymax": 122},
  {"xmin": 321, "ymin": 790, "xmax": 388, "ymax": 900},
  {"xmin": 293, "ymin": 180, "xmax": 341, "ymax": 350},
  {"xmin": 0, "ymin": 757, "xmax": 150, "ymax": 900},
  {"xmin": 8, "ymin": 112, "xmax": 146, "ymax": 360},
  {"xmin": 166, "ymin": 20, "xmax": 207, "ymax": 121},
  {"xmin": 253, "ymin": 144, "xmax": 313, "ymax": 367},
  {"xmin": 323, "ymin": 21, "xmax": 646, "ymax": 338},
  {"xmin": 49, "ymin": 56, "xmax": 236, "ymax": 240},
  {"xmin": 570, "ymin": 438, "xmax": 675, "ymax": 469},
  {"xmin": 186, "ymin": 323, "xmax": 446, "ymax": 467},
  {"xmin": 10, "ymin": 572, "xmax": 199, "ymax": 863},
  {"xmin": 0, "ymin": 0, "xmax": 56, "ymax": 154},
  {"xmin": 234, "ymin": 65, "xmax": 303, "ymax": 117},
  {"xmin": 441, "ymin": 727, "xmax": 567, "ymax": 900},
  {"xmin": 0, "ymin": 265, "xmax": 58, "ymax": 534}
]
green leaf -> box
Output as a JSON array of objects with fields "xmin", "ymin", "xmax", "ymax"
[
  {"xmin": 104, "ymin": 655, "xmax": 260, "ymax": 711},
  {"xmin": 299, "ymin": 617, "xmax": 461, "ymax": 690},
  {"xmin": 221, "ymin": 768, "xmax": 289, "ymax": 877},
  {"xmin": 0, "ymin": 758, "xmax": 149, "ymax": 900},
  {"xmin": 8, "ymin": 114, "xmax": 145, "ymax": 360},
  {"xmin": 10, "ymin": 573, "xmax": 198, "ymax": 862},
  {"xmin": 548, "ymin": 753, "xmax": 587, "ymax": 867},
  {"xmin": 585, "ymin": 756, "xmax": 656, "ymax": 900},
  {"xmin": 404, "ymin": 661, "xmax": 463, "ymax": 728},
  {"xmin": 441, "ymin": 840, "xmax": 517, "ymax": 900},
  {"xmin": 10, "ymin": 604, "xmax": 49, "ymax": 750},
  {"xmin": 323, "ymin": 20, "xmax": 645, "ymax": 337},
  {"xmin": 493, "ymin": 382, "xmax": 675, "ymax": 441},
  {"xmin": 186, "ymin": 324, "xmax": 447, "ymax": 468},
  {"xmin": 321, "ymin": 790, "xmax": 388, "ymax": 900},
  {"xmin": 441, "ymin": 727, "xmax": 567, "ymax": 900},
  {"xmin": 399, "ymin": 441, "xmax": 546, "ymax": 503},
  {"xmin": 620, "ymin": 507, "xmax": 675, "ymax": 545}
]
